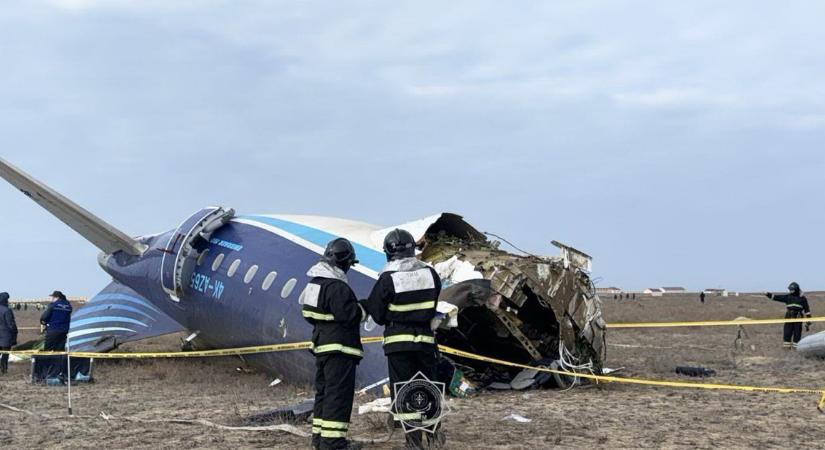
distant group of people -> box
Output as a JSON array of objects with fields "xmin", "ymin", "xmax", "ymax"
[{"xmin": 0, "ymin": 290, "xmax": 74, "ymax": 375}]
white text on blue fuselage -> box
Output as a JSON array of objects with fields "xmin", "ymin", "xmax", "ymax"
[
  {"xmin": 210, "ymin": 238, "xmax": 243, "ymax": 252},
  {"xmin": 190, "ymin": 272, "xmax": 225, "ymax": 299}
]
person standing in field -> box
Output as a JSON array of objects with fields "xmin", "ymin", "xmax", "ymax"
[
  {"xmin": 301, "ymin": 239, "xmax": 365, "ymax": 450},
  {"xmin": 0, "ymin": 292, "xmax": 18, "ymax": 374},
  {"xmin": 764, "ymin": 282, "xmax": 812, "ymax": 348},
  {"xmin": 361, "ymin": 229, "xmax": 444, "ymax": 450},
  {"xmin": 40, "ymin": 291, "xmax": 72, "ymax": 351}
]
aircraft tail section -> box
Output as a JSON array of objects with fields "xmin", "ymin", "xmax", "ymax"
[
  {"xmin": 68, "ymin": 281, "xmax": 186, "ymax": 352},
  {"xmin": 0, "ymin": 157, "xmax": 146, "ymax": 256}
]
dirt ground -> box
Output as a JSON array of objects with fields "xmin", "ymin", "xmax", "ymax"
[{"xmin": 2, "ymin": 293, "xmax": 825, "ymax": 449}]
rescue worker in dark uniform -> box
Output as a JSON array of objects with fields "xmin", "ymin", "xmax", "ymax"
[
  {"xmin": 301, "ymin": 238, "xmax": 365, "ymax": 450},
  {"xmin": 40, "ymin": 291, "xmax": 72, "ymax": 351},
  {"xmin": 361, "ymin": 229, "xmax": 443, "ymax": 449},
  {"xmin": 764, "ymin": 282, "xmax": 812, "ymax": 348}
]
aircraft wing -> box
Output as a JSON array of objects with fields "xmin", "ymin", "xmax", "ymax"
[
  {"xmin": 68, "ymin": 281, "xmax": 186, "ymax": 352},
  {"xmin": 0, "ymin": 157, "xmax": 146, "ymax": 256}
]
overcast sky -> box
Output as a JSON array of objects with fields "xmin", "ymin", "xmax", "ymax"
[{"xmin": 1, "ymin": 1, "xmax": 823, "ymax": 298}]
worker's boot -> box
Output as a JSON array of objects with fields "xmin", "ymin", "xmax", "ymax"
[
  {"xmin": 320, "ymin": 439, "xmax": 362, "ymax": 450},
  {"xmin": 339, "ymin": 441, "xmax": 363, "ymax": 450}
]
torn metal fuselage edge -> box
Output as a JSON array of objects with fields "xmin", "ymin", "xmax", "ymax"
[{"xmin": 417, "ymin": 216, "xmax": 606, "ymax": 386}]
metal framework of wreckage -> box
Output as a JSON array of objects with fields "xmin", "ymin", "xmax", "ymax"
[{"xmin": 419, "ymin": 217, "xmax": 607, "ymax": 389}]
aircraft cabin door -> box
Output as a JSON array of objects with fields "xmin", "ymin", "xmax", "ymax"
[{"xmin": 161, "ymin": 207, "xmax": 234, "ymax": 302}]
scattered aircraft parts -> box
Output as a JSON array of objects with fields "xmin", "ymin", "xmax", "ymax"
[
  {"xmin": 502, "ymin": 414, "xmax": 532, "ymax": 423},
  {"xmin": 675, "ymin": 366, "xmax": 716, "ymax": 378},
  {"xmin": 244, "ymin": 399, "xmax": 314, "ymax": 425},
  {"xmin": 797, "ymin": 331, "xmax": 825, "ymax": 358}
]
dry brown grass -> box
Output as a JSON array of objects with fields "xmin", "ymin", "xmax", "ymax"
[{"xmin": 1, "ymin": 294, "xmax": 824, "ymax": 448}]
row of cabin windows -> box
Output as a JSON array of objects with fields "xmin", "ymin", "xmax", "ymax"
[{"xmin": 196, "ymin": 249, "xmax": 297, "ymax": 298}]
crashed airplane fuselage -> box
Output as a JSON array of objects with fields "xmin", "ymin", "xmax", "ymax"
[{"xmin": 0, "ymin": 158, "xmax": 606, "ymax": 390}]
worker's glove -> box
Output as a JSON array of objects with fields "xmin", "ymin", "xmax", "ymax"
[
  {"xmin": 364, "ymin": 315, "xmax": 377, "ymax": 332},
  {"xmin": 806, "ymin": 322, "xmax": 812, "ymax": 332}
]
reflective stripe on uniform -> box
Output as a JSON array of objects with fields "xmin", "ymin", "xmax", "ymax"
[
  {"xmin": 320, "ymin": 420, "xmax": 348, "ymax": 429},
  {"xmin": 383, "ymin": 334, "xmax": 436, "ymax": 345},
  {"xmin": 787, "ymin": 304, "xmax": 804, "ymax": 309},
  {"xmin": 302, "ymin": 310, "xmax": 335, "ymax": 321},
  {"xmin": 320, "ymin": 429, "xmax": 348, "ymax": 438},
  {"xmin": 312, "ymin": 343, "xmax": 364, "ymax": 357},
  {"xmin": 388, "ymin": 301, "xmax": 435, "ymax": 312}
]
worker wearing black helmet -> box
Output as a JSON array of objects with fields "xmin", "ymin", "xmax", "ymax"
[
  {"xmin": 301, "ymin": 238, "xmax": 366, "ymax": 450},
  {"xmin": 764, "ymin": 282, "xmax": 812, "ymax": 348},
  {"xmin": 361, "ymin": 229, "xmax": 443, "ymax": 449}
]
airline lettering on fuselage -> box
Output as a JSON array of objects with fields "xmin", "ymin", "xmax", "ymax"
[
  {"xmin": 190, "ymin": 272, "xmax": 226, "ymax": 299},
  {"xmin": 210, "ymin": 238, "xmax": 244, "ymax": 252}
]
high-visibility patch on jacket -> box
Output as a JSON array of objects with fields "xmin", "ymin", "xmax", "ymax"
[
  {"xmin": 300, "ymin": 276, "xmax": 364, "ymax": 359},
  {"xmin": 362, "ymin": 262, "xmax": 441, "ymax": 354}
]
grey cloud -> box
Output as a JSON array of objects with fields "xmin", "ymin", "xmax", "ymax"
[{"xmin": 1, "ymin": 1, "xmax": 824, "ymax": 296}]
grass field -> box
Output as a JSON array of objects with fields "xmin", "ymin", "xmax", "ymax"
[{"xmin": 1, "ymin": 293, "xmax": 824, "ymax": 449}]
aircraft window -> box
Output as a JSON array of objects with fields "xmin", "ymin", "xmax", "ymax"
[
  {"xmin": 281, "ymin": 278, "xmax": 297, "ymax": 299},
  {"xmin": 228, "ymin": 259, "xmax": 242, "ymax": 278},
  {"xmin": 244, "ymin": 265, "xmax": 259, "ymax": 284},
  {"xmin": 262, "ymin": 272, "xmax": 278, "ymax": 291},
  {"xmin": 211, "ymin": 253, "xmax": 225, "ymax": 272},
  {"xmin": 196, "ymin": 249, "xmax": 209, "ymax": 266}
]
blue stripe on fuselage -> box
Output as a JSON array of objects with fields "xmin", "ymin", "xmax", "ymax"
[
  {"xmin": 71, "ymin": 316, "xmax": 148, "ymax": 328},
  {"xmin": 88, "ymin": 293, "xmax": 162, "ymax": 314},
  {"xmin": 238, "ymin": 215, "xmax": 386, "ymax": 273},
  {"xmin": 72, "ymin": 304, "xmax": 157, "ymax": 321}
]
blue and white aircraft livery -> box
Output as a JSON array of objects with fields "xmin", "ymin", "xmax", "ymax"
[{"xmin": 0, "ymin": 157, "xmax": 606, "ymax": 389}]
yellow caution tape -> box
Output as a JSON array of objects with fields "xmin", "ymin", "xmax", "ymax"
[
  {"xmin": 437, "ymin": 345, "xmax": 825, "ymax": 409},
  {"xmin": 2, "ymin": 315, "xmax": 822, "ymax": 357},
  {"xmin": 0, "ymin": 337, "xmax": 384, "ymax": 359},
  {"xmin": 607, "ymin": 316, "xmax": 825, "ymax": 329},
  {"xmin": 4, "ymin": 333, "xmax": 824, "ymax": 410}
]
